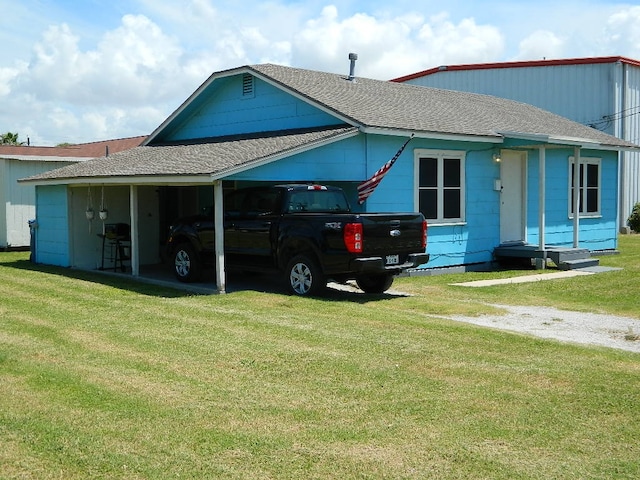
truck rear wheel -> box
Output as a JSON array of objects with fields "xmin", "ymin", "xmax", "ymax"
[
  {"xmin": 173, "ymin": 243, "xmax": 202, "ymax": 283},
  {"xmin": 285, "ymin": 254, "xmax": 326, "ymax": 296},
  {"xmin": 355, "ymin": 274, "xmax": 394, "ymax": 294}
]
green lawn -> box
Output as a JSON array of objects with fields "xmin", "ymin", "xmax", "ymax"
[{"xmin": 1, "ymin": 236, "xmax": 639, "ymax": 479}]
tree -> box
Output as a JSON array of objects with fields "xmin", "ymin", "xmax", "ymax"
[
  {"xmin": 1, "ymin": 132, "xmax": 25, "ymax": 145},
  {"xmin": 628, "ymin": 203, "xmax": 640, "ymax": 233}
]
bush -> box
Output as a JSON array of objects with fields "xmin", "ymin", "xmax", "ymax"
[{"xmin": 628, "ymin": 202, "xmax": 640, "ymax": 232}]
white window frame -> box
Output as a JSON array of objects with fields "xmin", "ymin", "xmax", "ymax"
[
  {"xmin": 414, "ymin": 149, "xmax": 466, "ymax": 225},
  {"xmin": 568, "ymin": 156, "xmax": 601, "ymax": 218}
]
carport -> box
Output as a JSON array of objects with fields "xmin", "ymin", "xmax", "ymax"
[{"xmin": 20, "ymin": 127, "xmax": 359, "ymax": 294}]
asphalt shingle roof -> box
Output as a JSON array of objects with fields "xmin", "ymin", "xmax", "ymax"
[
  {"xmin": 24, "ymin": 126, "xmax": 356, "ymax": 182},
  {"xmin": 248, "ymin": 64, "xmax": 635, "ymax": 147},
  {"xmin": 22, "ymin": 64, "xmax": 636, "ymax": 183}
]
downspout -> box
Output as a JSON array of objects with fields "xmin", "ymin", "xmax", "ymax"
[
  {"xmin": 214, "ymin": 180, "xmax": 226, "ymax": 294},
  {"xmin": 573, "ymin": 147, "xmax": 581, "ymax": 248},
  {"xmin": 537, "ymin": 146, "xmax": 546, "ymax": 269}
]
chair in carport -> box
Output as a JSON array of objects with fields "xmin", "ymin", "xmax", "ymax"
[{"xmin": 99, "ymin": 223, "xmax": 131, "ymax": 272}]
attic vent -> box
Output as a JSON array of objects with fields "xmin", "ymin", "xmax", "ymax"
[{"xmin": 242, "ymin": 73, "xmax": 254, "ymax": 97}]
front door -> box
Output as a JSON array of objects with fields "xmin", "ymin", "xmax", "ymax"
[{"xmin": 499, "ymin": 151, "xmax": 526, "ymax": 244}]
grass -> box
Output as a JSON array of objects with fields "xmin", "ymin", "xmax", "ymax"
[{"xmin": 1, "ymin": 236, "xmax": 639, "ymax": 479}]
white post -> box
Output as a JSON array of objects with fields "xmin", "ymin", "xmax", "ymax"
[
  {"xmin": 537, "ymin": 146, "xmax": 546, "ymax": 269},
  {"xmin": 573, "ymin": 147, "xmax": 581, "ymax": 248},
  {"xmin": 214, "ymin": 181, "xmax": 226, "ymax": 294},
  {"xmin": 129, "ymin": 185, "xmax": 139, "ymax": 276}
]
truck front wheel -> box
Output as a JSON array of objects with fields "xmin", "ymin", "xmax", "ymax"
[
  {"xmin": 173, "ymin": 243, "xmax": 202, "ymax": 283},
  {"xmin": 355, "ymin": 274, "xmax": 394, "ymax": 294},
  {"xmin": 285, "ymin": 254, "xmax": 326, "ymax": 296}
]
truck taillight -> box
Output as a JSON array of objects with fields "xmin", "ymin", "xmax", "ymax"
[
  {"xmin": 344, "ymin": 222, "xmax": 363, "ymax": 253},
  {"xmin": 422, "ymin": 220, "xmax": 428, "ymax": 249}
]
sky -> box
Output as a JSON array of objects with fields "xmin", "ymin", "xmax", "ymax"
[{"xmin": 1, "ymin": 0, "xmax": 640, "ymax": 146}]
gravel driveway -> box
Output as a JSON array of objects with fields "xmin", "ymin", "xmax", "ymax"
[
  {"xmin": 444, "ymin": 304, "xmax": 640, "ymax": 353},
  {"xmin": 332, "ymin": 278, "xmax": 640, "ymax": 353}
]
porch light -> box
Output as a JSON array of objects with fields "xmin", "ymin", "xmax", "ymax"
[{"xmin": 493, "ymin": 153, "xmax": 501, "ymax": 163}]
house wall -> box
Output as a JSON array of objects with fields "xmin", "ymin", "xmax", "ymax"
[
  {"xmin": 618, "ymin": 64, "xmax": 640, "ymax": 228},
  {"xmin": 0, "ymin": 160, "xmax": 6, "ymax": 247},
  {"xmin": 401, "ymin": 61, "xmax": 640, "ymax": 229},
  {"xmin": 35, "ymin": 185, "xmax": 70, "ymax": 266},
  {"xmin": 164, "ymin": 75, "xmax": 344, "ymax": 141},
  {"xmin": 1, "ymin": 159, "xmax": 72, "ymax": 248}
]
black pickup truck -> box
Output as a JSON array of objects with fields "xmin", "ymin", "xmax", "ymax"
[{"xmin": 166, "ymin": 184, "xmax": 429, "ymax": 295}]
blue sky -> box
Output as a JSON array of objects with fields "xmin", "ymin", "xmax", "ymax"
[{"xmin": 1, "ymin": 0, "xmax": 639, "ymax": 145}]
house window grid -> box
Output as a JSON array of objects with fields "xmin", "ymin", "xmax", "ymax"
[
  {"xmin": 414, "ymin": 149, "xmax": 466, "ymax": 224},
  {"xmin": 568, "ymin": 156, "xmax": 601, "ymax": 218}
]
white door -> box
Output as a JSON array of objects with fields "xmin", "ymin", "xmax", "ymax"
[{"xmin": 499, "ymin": 151, "xmax": 526, "ymax": 244}]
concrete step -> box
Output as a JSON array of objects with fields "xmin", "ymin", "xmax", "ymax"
[
  {"xmin": 558, "ymin": 257, "xmax": 600, "ymax": 270},
  {"xmin": 546, "ymin": 248, "xmax": 591, "ymax": 265}
]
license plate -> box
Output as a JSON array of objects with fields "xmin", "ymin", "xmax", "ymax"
[{"xmin": 385, "ymin": 254, "xmax": 399, "ymax": 265}]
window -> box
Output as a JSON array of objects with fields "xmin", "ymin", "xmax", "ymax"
[
  {"xmin": 415, "ymin": 150, "xmax": 465, "ymax": 223},
  {"xmin": 569, "ymin": 157, "xmax": 600, "ymax": 217}
]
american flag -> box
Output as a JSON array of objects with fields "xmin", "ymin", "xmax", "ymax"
[{"xmin": 357, "ymin": 134, "xmax": 414, "ymax": 204}]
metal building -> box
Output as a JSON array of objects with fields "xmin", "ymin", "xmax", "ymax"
[{"xmin": 393, "ymin": 57, "xmax": 640, "ymax": 231}]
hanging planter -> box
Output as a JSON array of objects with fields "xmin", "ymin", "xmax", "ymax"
[
  {"xmin": 99, "ymin": 185, "xmax": 108, "ymax": 221},
  {"xmin": 86, "ymin": 187, "xmax": 95, "ymax": 220}
]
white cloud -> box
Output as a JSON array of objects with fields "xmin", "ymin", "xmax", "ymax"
[
  {"xmin": 516, "ymin": 30, "xmax": 565, "ymax": 60},
  {"xmin": 292, "ymin": 7, "xmax": 503, "ymax": 79},
  {"xmin": 604, "ymin": 6, "xmax": 640, "ymax": 57}
]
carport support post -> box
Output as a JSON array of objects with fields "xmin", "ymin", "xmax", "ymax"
[
  {"xmin": 130, "ymin": 185, "xmax": 139, "ymax": 276},
  {"xmin": 536, "ymin": 146, "xmax": 547, "ymax": 270},
  {"xmin": 573, "ymin": 147, "xmax": 581, "ymax": 248},
  {"xmin": 214, "ymin": 180, "xmax": 226, "ymax": 293}
]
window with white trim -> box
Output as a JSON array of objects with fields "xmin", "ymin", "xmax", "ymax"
[
  {"xmin": 569, "ymin": 157, "xmax": 601, "ymax": 217},
  {"xmin": 415, "ymin": 150, "xmax": 465, "ymax": 223}
]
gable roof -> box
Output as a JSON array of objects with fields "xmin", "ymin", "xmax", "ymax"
[
  {"xmin": 0, "ymin": 135, "xmax": 147, "ymax": 162},
  {"xmin": 22, "ymin": 64, "xmax": 638, "ymax": 185},
  {"xmin": 390, "ymin": 56, "xmax": 640, "ymax": 83}
]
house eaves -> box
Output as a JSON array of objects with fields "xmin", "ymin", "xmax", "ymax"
[
  {"xmin": 498, "ymin": 131, "xmax": 640, "ymax": 152},
  {"xmin": 0, "ymin": 155, "xmax": 93, "ymax": 162}
]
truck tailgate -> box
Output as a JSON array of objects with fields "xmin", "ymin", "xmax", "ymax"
[{"xmin": 359, "ymin": 213, "xmax": 425, "ymax": 255}]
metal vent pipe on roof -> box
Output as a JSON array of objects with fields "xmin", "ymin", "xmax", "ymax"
[{"xmin": 348, "ymin": 53, "xmax": 358, "ymax": 81}]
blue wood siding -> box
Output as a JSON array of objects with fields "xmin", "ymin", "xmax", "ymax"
[
  {"xmin": 35, "ymin": 185, "xmax": 70, "ymax": 266},
  {"xmin": 164, "ymin": 76, "xmax": 345, "ymax": 141},
  {"xmin": 228, "ymin": 134, "xmax": 365, "ymax": 183}
]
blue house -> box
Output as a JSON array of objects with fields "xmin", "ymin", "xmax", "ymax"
[{"xmin": 21, "ymin": 62, "xmax": 638, "ymax": 292}]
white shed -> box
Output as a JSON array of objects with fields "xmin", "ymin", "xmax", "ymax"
[{"xmin": 393, "ymin": 56, "xmax": 640, "ymax": 231}]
